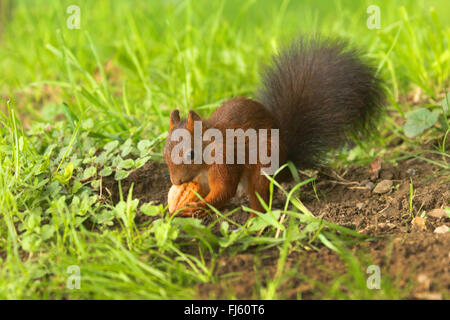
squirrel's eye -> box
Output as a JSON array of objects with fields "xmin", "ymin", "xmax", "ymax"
[{"xmin": 186, "ymin": 150, "xmax": 195, "ymax": 160}]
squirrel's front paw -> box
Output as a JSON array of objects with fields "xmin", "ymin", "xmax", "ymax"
[{"xmin": 179, "ymin": 202, "xmax": 209, "ymax": 217}]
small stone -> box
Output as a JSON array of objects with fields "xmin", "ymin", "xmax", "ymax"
[
  {"xmin": 427, "ymin": 209, "xmax": 446, "ymax": 218},
  {"xmin": 412, "ymin": 217, "xmax": 426, "ymax": 230},
  {"xmin": 417, "ymin": 274, "xmax": 430, "ymax": 289},
  {"xmin": 362, "ymin": 180, "xmax": 374, "ymax": 190},
  {"xmin": 406, "ymin": 168, "xmax": 416, "ymax": 176},
  {"xmin": 373, "ymin": 180, "xmax": 393, "ymax": 194},
  {"xmin": 433, "ymin": 225, "xmax": 449, "ymax": 234}
]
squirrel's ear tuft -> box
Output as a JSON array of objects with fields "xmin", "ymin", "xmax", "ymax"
[
  {"xmin": 169, "ymin": 109, "xmax": 180, "ymax": 131},
  {"xmin": 186, "ymin": 110, "xmax": 201, "ymax": 132}
]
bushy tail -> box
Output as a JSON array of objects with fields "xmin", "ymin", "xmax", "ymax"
[{"xmin": 258, "ymin": 35, "xmax": 385, "ymax": 169}]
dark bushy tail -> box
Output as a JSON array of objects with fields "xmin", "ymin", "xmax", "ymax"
[{"xmin": 258, "ymin": 35, "xmax": 385, "ymax": 169}]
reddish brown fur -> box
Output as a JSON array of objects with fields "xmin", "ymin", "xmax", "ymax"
[{"xmin": 164, "ymin": 98, "xmax": 284, "ymax": 215}]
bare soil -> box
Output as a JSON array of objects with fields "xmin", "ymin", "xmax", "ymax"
[{"xmin": 102, "ymin": 158, "xmax": 450, "ymax": 299}]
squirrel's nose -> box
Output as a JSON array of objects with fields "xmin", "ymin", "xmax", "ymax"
[{"xmin": 171, "ymin": 176, "xmax": 183, "ymax": 185}]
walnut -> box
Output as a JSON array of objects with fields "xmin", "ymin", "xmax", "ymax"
[{"xmin": 167, "ymin": 181, "xmax": 207, "ymax": 214}]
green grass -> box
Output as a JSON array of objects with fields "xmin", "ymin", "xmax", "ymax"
[{"xmin": 0, "ymin": 0, "xmax": 449, "ymax": 299}]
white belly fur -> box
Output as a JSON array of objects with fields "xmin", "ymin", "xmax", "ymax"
[{"xmin": 236, "ymin": 175, "xmax": 248, "ymax": 196}]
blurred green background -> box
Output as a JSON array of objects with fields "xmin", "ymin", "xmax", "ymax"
[
  {"xmin": 1, "ymin": 0, "xmax": 449, "ymax": 134},
  {"xmin": 0, "ymin": 0, "xmax": 448, "ymax": 299}
]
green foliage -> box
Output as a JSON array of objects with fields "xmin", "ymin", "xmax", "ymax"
[
  {"xmin": 0, "ymin": 0, "xmax": 449, "ymax": 300},
  {"xmin": 403, "ymin": 108, "xmax": 441, "ymax": 138}
]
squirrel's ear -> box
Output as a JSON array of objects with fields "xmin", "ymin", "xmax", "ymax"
[
  {"xmin": 169, "ymin": 109, "xmax": 180, "ymax": 131},
  {"xmin": 186, "ymin": 110, "xmax": 201, "ymax": 132}
]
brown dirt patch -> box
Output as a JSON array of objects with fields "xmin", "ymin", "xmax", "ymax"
[{"xmin": 102, "ymin": 158, "xmax": 450, "ymax": 299}]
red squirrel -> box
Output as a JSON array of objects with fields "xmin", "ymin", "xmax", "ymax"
[{"xmin": 164, "ymin": 36, "xmax": 385, "ymax": 216}]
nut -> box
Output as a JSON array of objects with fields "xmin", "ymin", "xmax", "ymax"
[{"xmin": 167, "ymin": 181, "xmax": 207, "ymax": 214}]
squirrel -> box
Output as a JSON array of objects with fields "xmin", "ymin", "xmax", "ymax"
[{"xmin": 164, "ymin": 35, "xmax": 385, "ymax": 217}]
